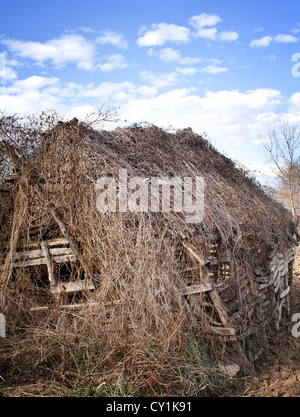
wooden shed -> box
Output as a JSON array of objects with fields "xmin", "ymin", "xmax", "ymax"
[{"xmin": 0, "ymin": 116, "xmax": 298, "ymax": 367}]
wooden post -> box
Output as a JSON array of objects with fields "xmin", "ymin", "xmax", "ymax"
[
  {"xmin": 209, "ymin": 288, "xmax": 233, "ymax": 330},
  {"xmin": 40, "ymin": 241, "xmax": 56, "ymax": 286}
]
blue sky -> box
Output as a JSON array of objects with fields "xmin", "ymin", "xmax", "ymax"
[{"xmin": 1, "ymin": 0, "xmax": 300, "ymax": 184}]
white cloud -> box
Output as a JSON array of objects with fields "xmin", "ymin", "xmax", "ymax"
[
  {"xmin": 200, "ymin": 64, "xmax": 228, "ymax": 74},
  {"xmin": 189, "ymin": 13, "xmax": 222, "ymax": 30},
  {"xmin": 195, "ymin": 27, "xmax": 218, "ymax": 41},
  {"xmin": 0, "ymin": 53, "xmax": 17, "ymax": 82},
  {"xmin": 219, "ymin": 31, "xmax": 239, "ymax": 42},
  {"xmin": 179, "ymin": 56, "xmax": 203, "ymax": 65},
  {"xmin": 250, "ymin": 33, "xmax": 297, "ymax": 48},
  {"xmin": 139, "ymin": 70, "xmax": 180, "ymax": 89},
  {"xmin": 97, "ymin": 54, "xmax": 128, "ymax": 71},
  {"xmin": 136, "ymin": 14, "xmax": 238, "ymax": 47},
  {"xmin": 158, "ymin": 47, "xmax": 181, "ymax": 63},
  {"xmin": 157, "ymin": 47, "xmax": 202, "ymax": 65},
  {"xmin": 2, "ymin": 34, "xmax": 97, "ymax": 70},
  {"xmin": 250, "ymin": 36, "xmax": 273, "ymax": 48},
  {"xmin": 274, "ymin": 33, "xmax": 298, "ymax": 43},
  {"xmin": 189, "ymin": 13, "xmax": 238, "ymax": 42},
  {"xmin": 0, "ymin": 75, "xmax": 64, "ymax": 114},
  {"xmin": 96, "ymin": 31, "xmax": 128, "ymax": 49},
  {"xmin": 175, "ymin": 67, "xmax": 197, "ymax": 76},
  {"xmin": 2, "ymin": 72, "xmax": 299, "ymax": 167},
  {"xmin": 121, "ymin": 88, "xmax": 284, "ymax": 146},
  {"xmin": 136, "ymin": 23, "xmax": 190, "ymax": 47},
  {"xmin": 82, "ymin": 81, "xmax": 136, "ymax": 99}
]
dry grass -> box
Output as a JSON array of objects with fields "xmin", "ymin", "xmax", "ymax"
[{"xmin": 0, "ymin": 111, "xmax": 295, "ymax": 396}]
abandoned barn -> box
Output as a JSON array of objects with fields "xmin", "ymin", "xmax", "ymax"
[{"xmin": 0, "ymin": 116, "xmax": 298, "ymax": 370}]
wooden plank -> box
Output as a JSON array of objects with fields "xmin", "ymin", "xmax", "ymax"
[
  {"xmin": 53, "ymin": 254, "xmax": 77, "ymax": 263},
  {"xmin": 47, "ymin": 238, "xmax": 70, "ymax": 247},
  {"xmin": 182, "ymin": 241, "xmax": 207, "ymax": 265},
  {"xmin": 209, "ymin": 288, "xmax": 233, "ymax": 330},
  {"xmin": 180, "ymin": 283, "xmax": 213, "ymax": 295},
  {"xmin": 13, "ymin": 258, "xmax": 49, "ymax": 267},
  {"xmin": 19, "ymin": 238, "xmax": 69, "ymax": 250},
  {"xmin": 41, "ymin": 242, "xmax": 55, "ymax": 286},
  {"xmin": 207, "ymin": 325, "xmax": 236, "ymax": 336},
  {"xmin": 13, "ymin": 253, "xmax": 77, "ymax": 267},
  {"xmin": 14, "ymin": 247, "xmax": 74, "ymax": 261},
  {"xmin": 50, "ymin": 247, "xmax": 74, "ymax": 256},
  {"xmin": 14, "ymin": 249, "xmax": 43, "ymax": 260},
  {"xmin": 15, "ymin": 247, "xmax": 73, "ymax": 259},
  {"xmin": 50, "ymin": 279, "xmax": 95, "ymax": 295},
  {"xmin": 30, "ymin": 302, "xmax": 99, "ymax": 312}
]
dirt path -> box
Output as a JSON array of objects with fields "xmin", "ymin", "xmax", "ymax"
[{"xmin": 237, "ymin": 249, "xmax": 300, "ymax": 397}]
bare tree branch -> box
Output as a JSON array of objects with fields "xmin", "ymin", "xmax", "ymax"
[{"xmin": 259, "ymin": 120, "xmax": 300, "ymax": 220}]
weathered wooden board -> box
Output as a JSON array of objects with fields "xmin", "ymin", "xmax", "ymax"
[
  {"xmin": 180, "ymin": 283, "xmax": 213, "ymax": 295},
  {"xmin": 14, "ymin": 247, "xmax": 74, "ymax": 261},
  {"xmin": 50, "ymin": 279, "xmax": 95, "ymax": 295},
  {"xmin": 13, "ymin": 253, "xmax": 77, "ymax": 267}
]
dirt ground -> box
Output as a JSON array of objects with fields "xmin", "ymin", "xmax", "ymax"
[{"xmin": 236, "ymin": 248, "xmax": 300, "ymax": 397}]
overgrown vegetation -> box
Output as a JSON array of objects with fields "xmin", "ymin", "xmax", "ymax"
[{"xmin": 0, "ymin": 111, "xmax": 295, "ymax": 396}]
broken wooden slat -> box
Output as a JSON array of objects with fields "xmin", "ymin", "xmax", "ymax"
[
  {"xmin": 14, "ymin": 247, "xmax": 74, "ymax": 261},
  {"xmin": 209, "ymin": 288, "xmax": 233, "ymax": 331},
  {"xmin": 50, "ymin": 279, "xmax": 95, "ymax": 295},
  {"xmin": 180, "ymin": 283, "xmax": 213, "ymax": 295},
  {"xmin": 19, "ymin": 238, "xmax": 69, "ymax": 250},
  {"xmin": 30, "ymin": 302, "xmax": 99, "ymax": 312},
  {"xmin": 207, "ymin": 325, "xmax": 236, "ymax": 336},
  {"xmin": 30, "ymin": 299, "xmax": 122, "ymax": 312},
  {"xmin": 13, "ymin": 253, "xmax": 77, "ymax": 267},
  {"xmin": 181, "ymin": 241, "xmax": 207, "ymax": 265},
  {"xmin": 13, "ymin": 248, "xmax": 43, "ymax": 260},
  {"xmin": 41, "ymin": 241, "xmax": 55, "ymax": 286}
]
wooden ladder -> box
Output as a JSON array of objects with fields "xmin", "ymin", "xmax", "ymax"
[{"xmin": 11, "ymin": 238, "xmax": 95, "ymax": 309}]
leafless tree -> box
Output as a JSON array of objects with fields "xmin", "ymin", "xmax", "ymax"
[{"xmin": 259, "ymin": 120, "xmax": 300, "ymax": 220}]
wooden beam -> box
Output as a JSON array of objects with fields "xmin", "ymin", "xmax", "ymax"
[
  {"xmin": 207, "ymin": 325, "xmax": 236, "ymax": 336},
  {"xmin": 18, "ymin": 238, "xmax": 70, "ymax": 250},
  {"xmin": 12, "ymin": 253, "xmax": 77, "ymax": 267},
  {"xmin": 180, "ymin": 283, "xmax": 213, "ymax": 295},
  {"xmin": 40, "ymin": 241, "xmax": 55, "ymax": 286},
  {"xmin": 181, "ymin": 241, "xmax": 207, "ymax": 265},
  {"xmin": 209, "ymin": 288, "xmax": 234, "ymax": 331},
  {"xmin": 50, "ymin": 279, "xmax": 95, "ymax": 295},
  {"xmin": 14, "ymin": 247, "xmax": 74, "ymax": 261}
]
